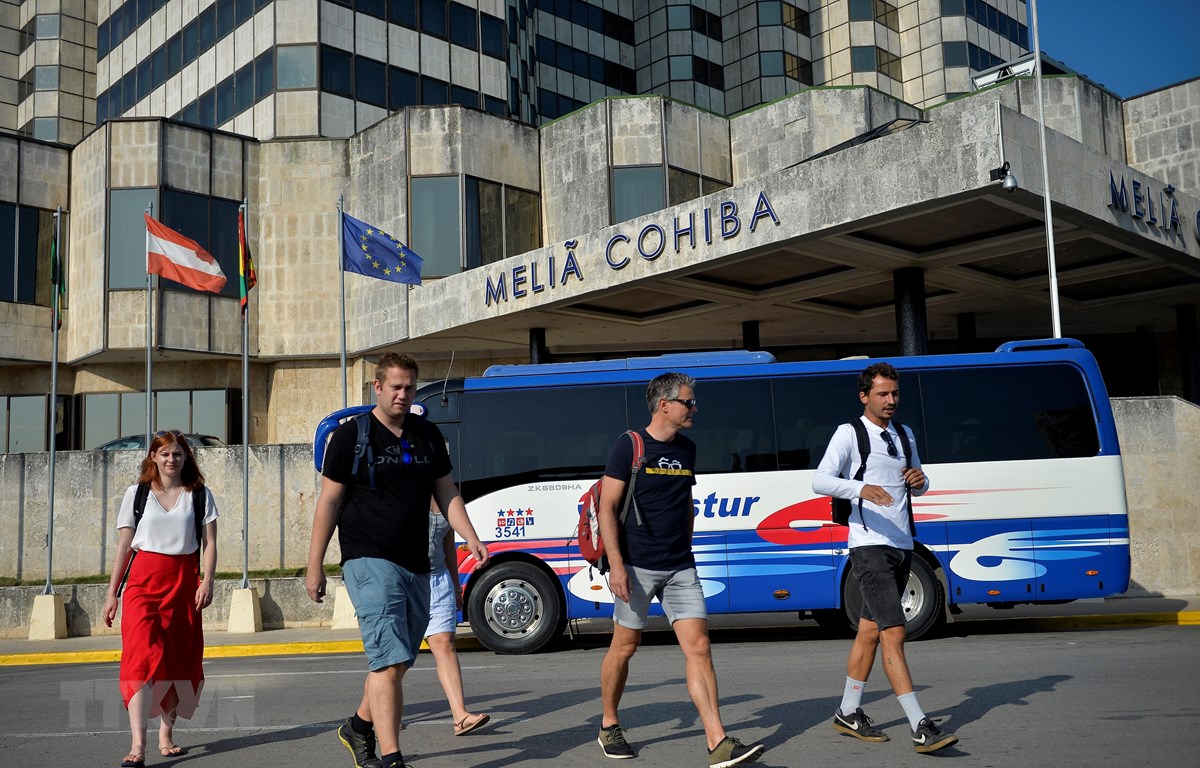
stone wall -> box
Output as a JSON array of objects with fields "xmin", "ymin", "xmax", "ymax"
[
  {"xmin": 2, "ymin": 397, "xmax": 1195, "ymax": 600},
  {"xmin": 0, "ymin": 443, "xmax": 329, "ymax": 582},
  {"xmin": 1123, "ymin": 78, "xmax": 1200, "ymax": 199},
  {"xmin": 1111, "ymin": 396, "xmax": 1200, "ymax": 596}
]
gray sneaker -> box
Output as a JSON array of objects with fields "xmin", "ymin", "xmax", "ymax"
[
  {"xmin": 911, "ymin": 717, "xmax": 958, "ymax": 754},
  {"xmin": 337, "ymin": 718, "xmax": 378, "ymax": 768},
  {"xmin": 707, "ymin": 736, "xmax": 765, "ymax": 768},
  {"xmin": 598, "ymin": 723, "xmax": 637, "ymax": 759},
  {"xmin": 833, "ymin": 707, "xmax": 889, "ymax": 742}
]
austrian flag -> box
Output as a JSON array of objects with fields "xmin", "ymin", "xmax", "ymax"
[{"xmin": 145, "ymin": 213, "xmax": 227, "ymax": 293}]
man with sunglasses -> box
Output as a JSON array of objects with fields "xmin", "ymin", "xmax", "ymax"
[
  {"xmin": 813, "ymin": 362, "xmax": 957, "ymax": 754},
  {"xmin": 306, "ymin": 352, "xmax": 489, "ymax": 768},
  {"xmin": 596, "ymin": 372, "xmax": 765, "ymax": 768}
]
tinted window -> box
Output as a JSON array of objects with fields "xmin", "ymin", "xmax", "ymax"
[
  {"xmin": 277, "ymin": 45, "xmax": 317, "ymax": 89},
  {"xmin": 321, "ymin": 46, "xmax": 353, "ymax": 97},
  {"xmin": 357, "ymin": 57, "xmax": 387, "ymax": 107},
  {"xmin": 772, "ymin": 375, "xmax": 865, "ymax": 470},
  {"xmin": 108, "ymin": 188, "xmax": 158, "ymax": 289},
  {"xmin": 254, "ymin": 48, "xmax": 274, "ymax": 100},
  {"xmin": 480, "ymin": 14, "xmax": 505, "ymax": 58},
  {"xmin": 943, "ymin": 41, "xmax": 968, "ymax": 68},
  {"xmin": 687, "ymin": 380, "xmax": 777, "ymax": 473},
  {"xmin": 410, "ymin": 176, "xmax": 460, "ymax": 276},
  {"xmin": 917, "ymin": 365, "xmax": 1099, "ymax": 463},
  {"xmin": 421, "ymin": 0, "xmax": 447, "ymax": 38},
  {"xmin": 389, "ymin": 66, "xmax": 418, "ymax": 108},
  {"xmin": 449, "ymin": 3, "xmax": 477, "ymax": 49},
  {"xmin": 458, "ymin": 386, "xmax": 628, "ymax": 499},
  {"xmin": 390, "ymin": 0, "xmax": 417, "ymax": 27},
  {"xmin": 612, "ymin": 166, "xmax": 664, "ymax": 223}
]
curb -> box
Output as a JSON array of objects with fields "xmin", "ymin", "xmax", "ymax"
[
  {"xmin": 0, "ymin": 634, "xmax": 488, "ymax": 668},
  {"xmin": 0, "ymin": 612, "xmax": 1194, "ymax": 668}
]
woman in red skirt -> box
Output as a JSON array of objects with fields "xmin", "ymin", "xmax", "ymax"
[{"xmin": 103, "ymin": 430, "xmax": 218, "ymax": 768}]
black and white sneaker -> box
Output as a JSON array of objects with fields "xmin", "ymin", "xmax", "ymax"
[
  {"xmin": 598, "ymin": 723, "xmax": 637, "ymax": 759},
  {"xmin": 832, "ymin": 708, "xmax": 889, "ymax": 742},
  {"xmin": 911, "ymin": 717, "xmax": 958, "ymax": 754}
]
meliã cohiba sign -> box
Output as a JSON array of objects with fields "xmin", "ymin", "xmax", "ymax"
[
  {"xmin": 1107, "ymin": 170, "xmax": 1183, "ymax": 236},
  {"xmin": 484, "ymin": 191, "xmax": 781, "ymax": 307}
]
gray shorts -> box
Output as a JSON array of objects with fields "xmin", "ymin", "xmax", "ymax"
[
  {"xmin": 613, "ymin": 565, "xmax": 708, "ymax": 630},
  {"xmin": 343, "ymin": 557, "xmax": 431, "ymax": 671},
  {"xmin": 849, "ymin": 545, "xmax": 912, "ymax": 631}
]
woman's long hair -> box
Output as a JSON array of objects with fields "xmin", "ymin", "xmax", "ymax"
[{"xmin": 137, "ymin": 432, "xmax": 205, "ymax": 490}]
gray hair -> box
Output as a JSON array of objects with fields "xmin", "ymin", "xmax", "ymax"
[{"xmin": 645, "ymin": 372, "xmax": 696, "ymax": 414}]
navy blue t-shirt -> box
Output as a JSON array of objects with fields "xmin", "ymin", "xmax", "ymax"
[
  {"xmin": 604, "ymin": 429, "xmax": 697, "ymax": 571},
  {"xmin": 322, "ymin": 412, "xmax": 452, "ymax": 572}
]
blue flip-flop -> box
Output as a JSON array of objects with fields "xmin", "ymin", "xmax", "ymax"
[{"xmin": 119, "ymin": 754, "xmax": 145, "ymax": 768}]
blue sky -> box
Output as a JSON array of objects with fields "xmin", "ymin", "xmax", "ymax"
[{"xmin": 1030, "ymin": 1, "xmax": 1200, "ymax": 98}]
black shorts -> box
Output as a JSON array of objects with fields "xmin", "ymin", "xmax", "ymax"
[{"xmin": 849, "ymin": 545, "xmax": 912, "ymax": 631}]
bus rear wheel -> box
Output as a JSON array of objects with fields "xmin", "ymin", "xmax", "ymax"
[
  {"xmin": 466, "ymin": 561, "xmax": 565, "ymax": 655},
  {"xmin": 841, "ymin": 554, "xmax": 945, "ymax": 641}
]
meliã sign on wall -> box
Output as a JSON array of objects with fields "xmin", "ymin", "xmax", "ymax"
[{"xmin": 484, "ymin": 191, "xmax": 781, "ymax": 307}]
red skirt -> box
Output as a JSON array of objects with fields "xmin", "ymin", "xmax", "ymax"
[{"xmin": 119, "ymin": 551, "xmax": 205, "ymax": 718}]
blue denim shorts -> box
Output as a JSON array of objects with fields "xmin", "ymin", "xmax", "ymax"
[
  {"xmin": 426, "ymin": 567, "xmax": 458, "ymax": 637},
  {"xmin": 343, "ymin": 557, "xmax": 431, "ymax": 671},
  {"xmin": 613, "ymin": 565, "xmax": 708, "ymax": 630},
  {"xmin": 849, "ymin": 545, "xmax": 912, "ymax": 631}
]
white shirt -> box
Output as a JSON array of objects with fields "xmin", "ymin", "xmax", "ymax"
[
  {"xmin": 116, "ymin": 484, "xmax": 219, "ymax": 555},
  {"xmin": 812, "ymin": 416, "xmax": 929, "ymax": 550}
]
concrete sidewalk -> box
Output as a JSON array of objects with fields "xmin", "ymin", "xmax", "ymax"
[{"xmin": 2, "ymin": 593, "xmax": 1197, "ymax": 667}]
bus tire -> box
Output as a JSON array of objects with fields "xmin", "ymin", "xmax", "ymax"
[
  {"xmin": 466, "ymin": 561, "xmax": 565, "ymax": 655},
  {"xmin": 841, "ymin": 554, "xmax": 945, "ymax": 641}
]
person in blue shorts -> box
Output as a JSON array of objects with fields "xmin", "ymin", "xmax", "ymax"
[
  {"xmin": 306, "ymin": 353, "xmax": 489, "ymax": 768},
  {"xmin": 596, "ymin": 372, "xmax": 765, "ymax": 768}
]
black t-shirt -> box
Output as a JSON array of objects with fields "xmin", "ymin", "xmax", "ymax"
[
  {"xmin": 322, "ymin": 411, "xmax": 452, "ymax": 572},
  {"xmin": 604, "ymin": 429, "xmax": 697, "ymax": 571}
]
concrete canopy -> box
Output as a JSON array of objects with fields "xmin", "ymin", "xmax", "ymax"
[{"xmin": 404, "ymin": 94, "xmax": 1200, "ymax": 360}]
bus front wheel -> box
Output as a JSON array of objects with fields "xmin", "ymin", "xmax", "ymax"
[
  {"xmin": 466, "ymin": 561, "xmax": 565, "ymax": 655},
  {"xmin": 841, "ymin": 554, "xmax": 945, "ymax": 641}
]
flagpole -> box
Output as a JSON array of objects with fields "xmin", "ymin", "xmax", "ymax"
[
  {"xmin": 43, "ymin": 206, "xmax": 63, "ymax": 596},
  {"xmin": 145, "ymin": 203, "xmax": 154, "ymax": 447},
  {"xmin": 338, "ymin": 195, "xmax": 347, "ymax": 409},
  {"xmin": 239, "ymin": 200, "xmax": 251, "ymax": 589}
]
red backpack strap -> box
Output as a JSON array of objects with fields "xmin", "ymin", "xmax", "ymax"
[{"xmin": 621, "ymin": 430, "xmax": 645, "ymax": 527}]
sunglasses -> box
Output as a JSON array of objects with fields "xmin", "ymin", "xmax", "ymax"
[
  {"xmin": 670, "ymin": 398, "xmax": 698, "ymax": 409},
  {"xmin": 154, "ymin": 429, "xmax": 183, "ymax": 437}
]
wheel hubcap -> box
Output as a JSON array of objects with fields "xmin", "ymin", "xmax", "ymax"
[
  {"xmin": 902, "ymin": 572, "xmax": 926, "ymax": 619},
  {"xmin": 485, "ymin": 580, "xmax": 540, "ymax": 635}
]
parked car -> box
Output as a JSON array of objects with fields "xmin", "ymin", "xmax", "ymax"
[{"xmin": 94, "ymin": 434, "xmax": 226, "ymax": 451}]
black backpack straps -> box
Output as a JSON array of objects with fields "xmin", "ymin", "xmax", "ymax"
[
  {"xmin": 891, "ymin": 421, "xmax": 918, "ymax": 537},
  {"xmin": 350, "ymin": 412, "xmax": 376, "ymax": 489},
  {"xmin": 193, "ymin": 485, "xmax": 207, "ymax": 557},
  {"xmin": 848, "ymin": 419, "xmax": 871, "ymax": 530},
  {"xmin": 132, "ymin": 482, "xmax": 151, "ymax": 529},
  {"xmin": 849, "ymin": 419, "xmax": 871, "ymax": 481},
  {"xmin": 621, "ymin": 430, "xmax": 646, "ymax": 528}
]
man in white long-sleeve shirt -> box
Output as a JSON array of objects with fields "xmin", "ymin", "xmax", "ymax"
[{"xmin": 812, "ymin": 362, "xmax": 958, "ymax": 754}]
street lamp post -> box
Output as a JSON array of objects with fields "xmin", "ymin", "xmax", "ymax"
[{"xmin": 1030, "ymin": 0, "xmax": 1063, "ymax": 338}]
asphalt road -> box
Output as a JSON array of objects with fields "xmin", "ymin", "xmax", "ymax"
[{"xmin": 2, "ymin": 622, "xmax": 1197, "ymax": 768}]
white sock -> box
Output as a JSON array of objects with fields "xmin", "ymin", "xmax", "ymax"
[
  {"xmin": 897, "ymin": 691, "xmax": 926, "ymax": 730},
  {"xmin": 839, "ymin": 676, "xmax": 867, "ymax": 715}
]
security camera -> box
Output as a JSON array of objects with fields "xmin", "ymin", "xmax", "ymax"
[{"xmin": 1002, "ymin": 172, "xmax": 1018, "ymax": 192}]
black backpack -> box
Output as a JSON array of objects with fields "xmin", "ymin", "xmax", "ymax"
[
  {"xmin": 830, "ymin": 419, "xmax": 916, "ymax": 536},
  {"xmin": 116, "ymin": 483, "xmax": 207, "ymax": 596}
]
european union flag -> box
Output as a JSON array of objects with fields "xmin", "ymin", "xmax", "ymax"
[{"xmin": 341, "ymin": 212, "xmax": 423, "ymax": 285}]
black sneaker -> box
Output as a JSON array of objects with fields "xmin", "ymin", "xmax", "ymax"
[
  {"xmin": 832, "ymin": 707, "xmax": 889, "ymax": 742},
  {"xmin": 337, "ymin": 718, "xmax": 378, "ymax": 768},
  {"xmin": 378, "ymin": 758, "xmax": 411, "ymax": 768},
  {"xmin": 707, "ymin": 736, "xmax": 765, "ymax": 768},
  {"xmin": 598, "ymin": 723, "xmax": 637, "ymax": 759},
  {"xmin": 911, "ymin": 717, "xmax": 958, "ymax": 754}
]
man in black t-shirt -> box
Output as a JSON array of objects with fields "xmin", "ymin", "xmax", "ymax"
[
  {"xmin": 306, "ymin": 353, "xmax": 488, "ymax": 768},
  {"xmin": 596, "ymin": 372, "xmax": 765, "ymax": 768}
]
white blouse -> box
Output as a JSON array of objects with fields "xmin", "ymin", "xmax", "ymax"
[{"xmin": 116, "ymin": 484, "xmax": 219, "ymax": 555}]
